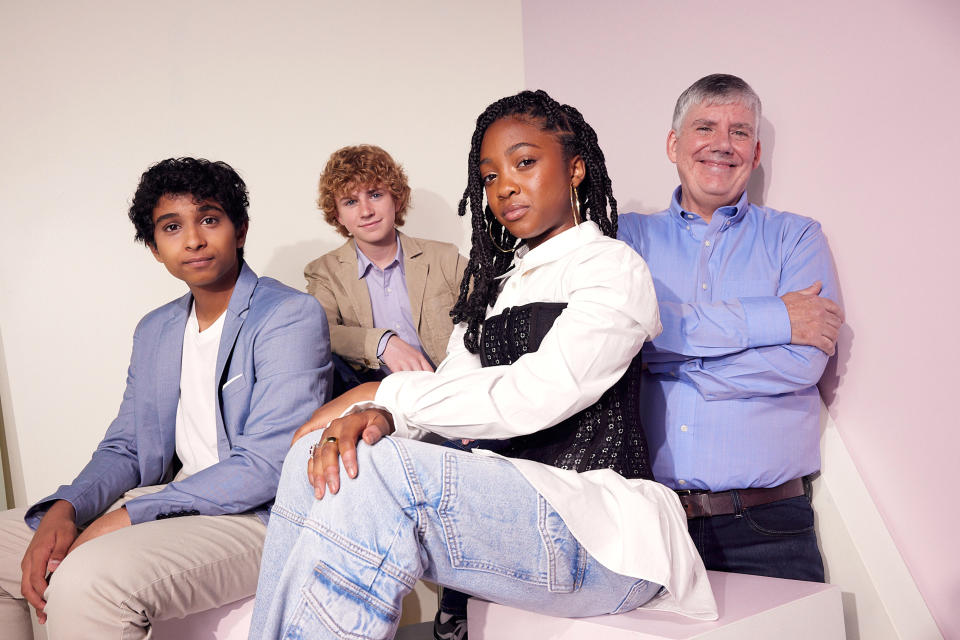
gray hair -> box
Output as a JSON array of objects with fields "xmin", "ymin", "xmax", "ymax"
[{"xmin": 672, "ymin": 74, "xmax": 762, "ymax": 133}]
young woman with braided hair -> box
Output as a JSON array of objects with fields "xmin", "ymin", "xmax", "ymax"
[
  {"xmin": 451, "ymin": 90, "xmax": 617, "ymax": 356},
  {"xmin": 249, "ymin": 90, "xmax": 716, "ymax": 639}
]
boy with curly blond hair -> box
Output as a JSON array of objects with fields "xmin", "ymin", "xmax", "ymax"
[{"xmin": 305, "ymin": 145, "xmax": 465, "ymax": 386}]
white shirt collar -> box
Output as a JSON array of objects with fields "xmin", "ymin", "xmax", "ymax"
[{"xmin": 497, "ymin": 221, "xmax": 603, "ymax": 280}]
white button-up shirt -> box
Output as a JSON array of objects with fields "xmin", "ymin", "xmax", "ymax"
[{"xmin": 365, "ymin": 221, "xmax": 716, "ymax": 619}]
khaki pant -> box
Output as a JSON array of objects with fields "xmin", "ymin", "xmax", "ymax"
[{"xmin": 0, "ymin": 486, "xmax": 266, "ymax": 640}]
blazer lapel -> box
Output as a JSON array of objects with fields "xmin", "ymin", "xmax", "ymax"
[
  {"xmin": 335, "ymin": 240, "xmax": 374, "ymax": 328},
  {"xmin": 214, "ymin": 263, "xmax": 257, "ymax": 451},
  {"xmin": 155, "ymin": 294, "xmax": 190, "ymax": 481},
  {"xmin": 401, "ymin": 233, "xmax": 428, "ymax": 330}
]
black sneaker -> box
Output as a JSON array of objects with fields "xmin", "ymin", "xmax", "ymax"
[{"xmin": 433, "ymin": 611, "xmax": 468, "ymax": 640}]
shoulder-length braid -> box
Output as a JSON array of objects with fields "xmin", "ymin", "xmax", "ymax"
[{"xmin": 451, "ymin": 89, "xmax": 618, "ymax": 354}]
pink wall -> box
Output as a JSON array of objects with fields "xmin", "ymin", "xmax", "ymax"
[{"xmin": 521, "ymin": 0, "xmax": 959, "ymax": 635}]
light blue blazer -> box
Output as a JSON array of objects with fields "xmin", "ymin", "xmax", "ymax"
[{"xmin": 26, "ymin": 263, "xmax": 332, "ymax": 527}]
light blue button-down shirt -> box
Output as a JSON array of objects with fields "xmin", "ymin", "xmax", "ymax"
[
  {"xmin": 355, "ymin": 238, "xmax": 427, "ymax": 374},
  {"xmin": 618, "ymin": 188, "xmax": 841, "ymax": 491}
]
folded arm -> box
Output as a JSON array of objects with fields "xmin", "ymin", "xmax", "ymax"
[
  {"xmin": 647, "ymin": 221, "xmax": 843, "ymax": 399},
  {"xmin": 380, "ymin": 247, "xmax": 662, "ymax": 441}
]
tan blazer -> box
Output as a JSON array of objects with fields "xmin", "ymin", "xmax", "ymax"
[{"xmin": 304, "ymin": 232, "xmax": 467, "ymax": 371}]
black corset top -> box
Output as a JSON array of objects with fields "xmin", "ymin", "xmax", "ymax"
[{"xmin": 478, "ymin": 301, "xmax": 652, "ymax": 480}]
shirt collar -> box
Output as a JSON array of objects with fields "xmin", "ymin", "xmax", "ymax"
[
  {"xmin": 669, "ymin": 186, "xmax": 750, "ymax": 228},
  {"xmin": 355, "ymin": 234, "xmax": 403, "ymax": 279},
  {"xmin": 497, "ymin": 221, "xmax": 604, "ymax": 280}
]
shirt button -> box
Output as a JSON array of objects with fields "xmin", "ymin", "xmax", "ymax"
[
  {"xmin": 386, "ymin": 287, "xmax": 391, "ymax": 293},
  {"xmin": 686, "ymin": 225, "xmax": 691, "ymax": 230},
  {"xmin": 704, "ymin": 240, "xmax": 711, "ymax": 247},
  {"xmin": 680, "ymin": 425, "xmax": 689, "ymax": 432},
  {"xmin": 702, "ymin": 283, "xmax": 708, "ymax": 290},
  {"xmin": 678, "ymin": 479, "xmax": 687, "ymax": 485}
]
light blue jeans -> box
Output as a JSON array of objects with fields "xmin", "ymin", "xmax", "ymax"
[{"xmin": 249, "ymin": 436, "xmax": 660, "ymax": 639}]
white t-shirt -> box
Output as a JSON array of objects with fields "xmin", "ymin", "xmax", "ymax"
[
  {"xmin": 175, "ymin": 303, "xmax": 226, "ymax": 477},
  {"xmin": 364, "ymin": 221, "xmax": 717, "ymax": 620}
]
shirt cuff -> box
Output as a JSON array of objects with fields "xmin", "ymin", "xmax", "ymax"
[
  {"xmin": 373, "ymin": 372, "xmax": 439, "ymax": 440},
  {"xmin": 25, "ymin": 488, "xmax": 94, "ymax": 528},
  {"xmin": 377, "ymin": 331, "xmax": 395, "ymax": 361},
  {"xmin": 741, "ymin": 296, "xmax": 791, "ymax": 348},
  {"xmin": 23, "ymin": 498, "xmax": 79, "ymax": 530}
]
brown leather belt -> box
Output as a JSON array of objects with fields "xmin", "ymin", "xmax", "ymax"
[{"xmin": 676, "ymin": 478, "xmax": 806, "ymax": 519}]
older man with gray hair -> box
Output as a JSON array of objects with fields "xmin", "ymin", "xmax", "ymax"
[{"xmin": 619, "ymin": 74, "xmax": 843, "ymax": 581}]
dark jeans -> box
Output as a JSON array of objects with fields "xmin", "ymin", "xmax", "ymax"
[
  {"xmin": 330, "ymin": 354, "xmax": 385, "ymax": 396},
  {"xmin": 687, "ymin": 494, "xmax": 825, "ymax": 582}
]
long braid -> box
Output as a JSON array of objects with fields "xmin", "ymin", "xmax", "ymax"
[{"xmin": 452, "ymin": 90, "xmax": 617, "ymax": 353}]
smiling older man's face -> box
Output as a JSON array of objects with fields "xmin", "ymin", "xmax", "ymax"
[{"xmin": 667, "ymin": 100, "xmax": 761, "ymax": 220}]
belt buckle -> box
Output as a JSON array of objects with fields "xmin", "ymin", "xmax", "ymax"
[{"xmin": 675, "ymin": 489, "xmax": 712, "ymax": 518}]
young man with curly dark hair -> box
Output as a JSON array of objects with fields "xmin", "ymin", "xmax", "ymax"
[
  {"xmin": 0, "ymin": 157, "xmax": 333, "ymax": 639},
  {"xmin": 304, "ymin": 145, "xmax": 466, "ymax": 389}
]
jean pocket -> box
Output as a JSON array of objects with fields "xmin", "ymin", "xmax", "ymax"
[
  {"xmin": 284, "ymin": 560, "xmax": 400, "ymax": 640},
  {"xmin": 437, "ymin": 451, "xmax": 583, "ymax": 591},
  {"xmin": 742, "ymin": 496, "xmax": 815, "ymax": 537}
]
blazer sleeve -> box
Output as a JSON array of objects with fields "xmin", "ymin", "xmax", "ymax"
[
  {"xmin": 305, "ymin": 256, "xmax": 388, "ymax": 370},
  {"xmin": 123, "ymin": 294, "xmax": 332, "ymax": 523},
  {"xmin": 24, "ymin": 320, "xmax": 149, "ymax": 528}
]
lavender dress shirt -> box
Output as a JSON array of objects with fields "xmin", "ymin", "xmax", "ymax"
[{"xmin": 356, "ymin": 238, "xmax": 428, "ymax": 373}]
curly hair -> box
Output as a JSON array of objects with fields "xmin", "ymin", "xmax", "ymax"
[
  {"xmin": 317, "ymin": 145, "xmax": 411, "ymax": 237},
  {"xmin": 128, "ymin": 157, "xmax": 250, "ymax": 260},
  {"xmin": 452, "ymin": 89, "xmax": 618, "ymax": 354}
]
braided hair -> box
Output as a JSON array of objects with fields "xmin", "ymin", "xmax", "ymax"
[{"xmin": 452, "ymin": 89, "xmax": 617, "ymax": 354}]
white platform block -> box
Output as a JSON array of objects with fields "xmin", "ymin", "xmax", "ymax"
[
  {"xmin": 151, "ymin": 579, "xmax": 438, "ymax": 639},
  {"xmin": 153, "ymin": 595, "xmax": 254, "ymax": 640},
  {"xmin": 467, "ymin": 571, "xmax": 844, "ymax": 640}
]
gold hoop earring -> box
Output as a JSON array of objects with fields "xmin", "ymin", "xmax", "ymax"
[
  {"xmin": 487, "ymin": 218, "xmax": 516, "ymax": 253},
  {"xmin": 570, "ymin": 184, "xmax": 582, "ymax": 225}
]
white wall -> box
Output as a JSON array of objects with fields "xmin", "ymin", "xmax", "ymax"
[{"xmin": 0, "ymin": 1, "xmax": 524, "ymax": 506}]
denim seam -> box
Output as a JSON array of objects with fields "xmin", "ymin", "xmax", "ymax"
[
  {"xmin": 270, "ymin": 503, "xmax": 418, "ymax": 587},
  {"xmin": 312, "ymin": 561, "xmax": 401, "ymax": 619},
  {"xmin": 438, "ymin": 451, "xmax": 463, "ymax": 566},
  {"xmin": 575, "ymin": 541, "xmax": 587, "ymax": 590},
  {"xmin": 536, "ymin": 495, "xmax": 587, "ymax": 593},
  {"xmin": 611, "ymin": 579, "xmax": 650, "ymax": 614},
  {"xmin": 393, "ymin": 439, "xmax": 428, "ymax": 541},
  {"xmin": 537, "ymin": 496, "xmax": 559, "ymax": 592}
]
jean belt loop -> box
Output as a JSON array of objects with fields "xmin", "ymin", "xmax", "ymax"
[{"xmin": 731, "ymin": 489, "xmax": 744, "ymax": 517}]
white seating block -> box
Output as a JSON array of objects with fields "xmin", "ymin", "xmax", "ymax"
[
  {"xmin": 152, "ymin": 579, "xmax": 439, "ymax": 639},
  {"xmin": 467, "ymin": 571, "xmax": 845, "ymax": 640},
  {"xmin": 153, "ymin": 595, "xmax": 254, "ymax": 640}
]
